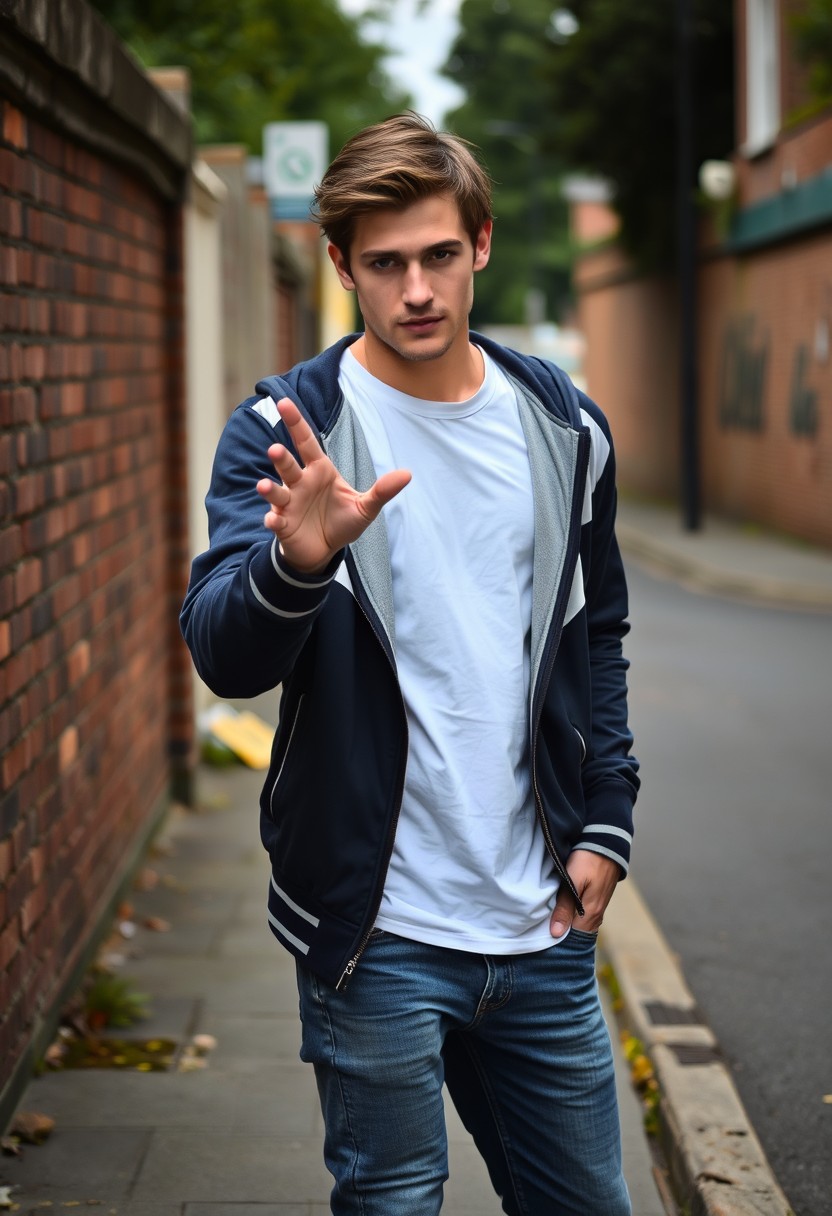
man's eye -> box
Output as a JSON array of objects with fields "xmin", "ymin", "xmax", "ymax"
[
  {"xmin": 372, "ymin": 258, "xmax": 396, "ymax": 270},
  {"xmin": 432, "ymin": 250, "xmax": 453, "ymax": 262}
]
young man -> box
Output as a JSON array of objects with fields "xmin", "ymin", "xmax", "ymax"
[{"xmin": 181, "ymin": 113, "xmax": 639, "ymax": 1215}]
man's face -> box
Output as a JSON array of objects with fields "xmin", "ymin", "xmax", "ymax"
[{"xmin": 328, "ymin": 194, "xmax": 491, "ymax": 370}]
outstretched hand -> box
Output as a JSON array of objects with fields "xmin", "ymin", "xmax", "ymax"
[{"xmin": 256, "ymin": 398, "xmax": 411, "ymax": 574}]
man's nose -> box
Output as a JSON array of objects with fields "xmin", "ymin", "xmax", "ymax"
[{"xmin": 402, "ymin": 263, "xmax": 433, "ymax": 308}]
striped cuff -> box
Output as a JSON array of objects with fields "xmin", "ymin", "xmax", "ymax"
[
  {"xmin": 573, "ymin": 821, "xmax": 633, "ymax": 874},
  {"xmin": 248, "ymin": 537, "xmax": 343, "ymax": 620}
]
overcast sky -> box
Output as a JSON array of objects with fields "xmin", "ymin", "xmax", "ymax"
[{"xmin": 338, "ymin": 0, "xmax": 464, "ymax": 126}]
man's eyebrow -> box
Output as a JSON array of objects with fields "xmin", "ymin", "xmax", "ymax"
[{"xmin": 357, "ymin": 238, "xmax": 466, "ymax": 262}]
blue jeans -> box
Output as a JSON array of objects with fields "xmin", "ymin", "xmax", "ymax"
[{"xmin": 296, "ymin": 929, "xmax": 631, "ymax": 1215}]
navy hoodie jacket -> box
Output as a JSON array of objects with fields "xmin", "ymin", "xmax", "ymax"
[{"xmin": 180, "ymin": 333, "xmax": 639, "ymax": 989}]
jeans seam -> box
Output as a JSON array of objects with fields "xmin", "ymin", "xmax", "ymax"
[
  {"xmin": 311, "ymin": 972, "xmax": 366, "ymax": 1216},
  {"xmin": 468, "ymin": 956, "xmax": 514, "ymax": 1028},
  {"xmin": 456, "ymin": 1032, "xmax": 528, "ymax": 1216}
]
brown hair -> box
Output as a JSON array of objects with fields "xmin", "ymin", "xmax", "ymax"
[{"xmin": 312, "ymin": 112, "xmax": 493, "ymax": 256}]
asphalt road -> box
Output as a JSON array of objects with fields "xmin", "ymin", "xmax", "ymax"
[{"xmin": 622, "ymin": 561, "xmax": 832, "ymax": 1216}]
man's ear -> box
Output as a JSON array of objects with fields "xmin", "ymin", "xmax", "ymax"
[
  {"xmin": 473, "ymin": 220, "xmax": 493, "ymax": 272},
  {"xmin": 327, "ymin": 242, "xmax": 355, "ymax": 291}
]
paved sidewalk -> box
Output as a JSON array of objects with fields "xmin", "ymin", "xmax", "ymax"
[
  {"xmin": 617, "ymin": 497, "xmax": 832, "ymax": 611},
  {"xmin": 2, "ymin": 761, "xmax": 668, "ymax": 1216}
]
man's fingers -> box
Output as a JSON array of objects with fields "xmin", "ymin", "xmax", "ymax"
[
  {"xmin": 276, "ymin": 398, "xmax": 325, "ymax": 464},
  {"xmin": 359, "ymin": 469, "xmax": 412, "ymax": 520},
  {"xmin": 257, "ymin": 476, "xmax": 290, "ymax": 507}
]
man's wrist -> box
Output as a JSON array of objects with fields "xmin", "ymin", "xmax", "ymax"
[{"xmin": 277, "ymin": 544, "xmax": 332, "ymax": 577}]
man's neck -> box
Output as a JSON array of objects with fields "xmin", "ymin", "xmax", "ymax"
[{"xmin": 351, "ymin": 333, "xmax": 485, "ymax": 402}]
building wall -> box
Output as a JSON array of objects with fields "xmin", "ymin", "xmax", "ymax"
[
  {"xmin": 699, "ymin": 232, "xmax": 831, "ymax": 545},
  {"xmin": 574, "ymin": 229, "xmax": 832, "ymax": 547},
  {"xmin": 200, "ymin": 146, "xmax": 277, "ymax": 410},
  {"xmin": 184, "ymin": 162, "xmax": 227, "ymax": 715},
  {"xmin": 573, "ymin": 245, "xmax": 681, "ymax": 501},
  {"xmin": 0, "ymin": 1, "xmax": 193, "ymax": 1115}
]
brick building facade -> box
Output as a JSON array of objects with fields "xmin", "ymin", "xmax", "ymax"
[
  {"xmin": 571, "ymin": 0, "xmax": 832, "ymax": 549},
  {"xmin": 0, "ymin": 0, "xmax": 194, "ymax": 1119}
]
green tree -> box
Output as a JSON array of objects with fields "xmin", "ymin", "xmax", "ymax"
[
  {"xmin": 91, "ymin": 0, "xmax": 410, "ymax": 154},
  {"xmin": 791, "ymin": 0, "xmax": 832, "ymax": 104},
  {"xmin": 442, "ymin": 0, "xmax": 574, "ymax": 326},
  {"xmin": 542, "ymin": 0, "xmax": 734, "ymax": 270}
]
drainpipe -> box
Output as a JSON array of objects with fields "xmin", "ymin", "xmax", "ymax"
[{"xmin": 676, "ymin": 0, "xmax": 701, "ymax": 530}]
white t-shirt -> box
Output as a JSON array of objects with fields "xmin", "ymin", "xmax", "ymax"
[{"xmin": 339, "ymin": 347, "xmax": 559, "ymax": 953}]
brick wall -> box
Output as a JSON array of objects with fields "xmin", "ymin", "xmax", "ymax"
[
  {"xmin": 0, "ymin": 1, "xmax": 193, "ymax": 1116},
  {"xmin": 698, "ymin": 232, "xmax": 832, "ymax": 546},
  {"xmin": 573, "ymin": 245, "xmax": 681, "ymax": 501},
  {"xmin": 573, "ymin": 225, "xmax": 832, "ymax": 548}
]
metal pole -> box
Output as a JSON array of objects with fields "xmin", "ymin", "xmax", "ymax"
[{"xmin": 676, "ymin": 0, "xmax": 701, "ymax": 530}]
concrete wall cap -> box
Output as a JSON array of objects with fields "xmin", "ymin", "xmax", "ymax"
[{"xmin": 1, "ymin": 0, "xmax": 192, "ymax": 191}]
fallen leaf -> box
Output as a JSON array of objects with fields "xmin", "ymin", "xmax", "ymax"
[
  {"xmin": 142, "ymin": 917, "xmax": 171, "ymax": 933},
  {"xmin": 177, "ymin": 1055, "xmax": 208, "ymax": 1072},
  {"xmin": 116, "ymin": 902, "xmax": 133, "ymax": 920},
  {"xmin": 10, "ymin": 1112, "xmax": 55, "ymax": 1144},
  {"xmin": 133, "ymin": 868, "xmax": 159, "ymax": 892},
  {"xmin": 823, "ymin": 1094, "xmax": 832, "ymax": 1104},
  {"xmin": 118, "ymin": 921, "xmax": 136, "ymax": 940},
  {"xmin": 0, "ymin": 1187, "xmax": 14, "ymax": 1208},
  {"xmin": 1, "ymin": 1137, "xmax": 21, "ymax": 1157},
  {"xmin": 45, "ymin": 1042, "xmax": 66, "ymax": 1068},
  {"xmin": 191, "ymin": 1034, "xmax": 217, "ymax": 1055}
]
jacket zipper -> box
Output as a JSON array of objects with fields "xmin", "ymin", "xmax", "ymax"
[
  {"xmin": 530, "ymin": 432, "xmax": 591, "ymax": 917},
  {"xmin": 336, "ymin": 572, "xmax": 408, "ymax": 991}
]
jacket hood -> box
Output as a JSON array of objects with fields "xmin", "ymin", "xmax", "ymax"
[{"xmin": 253, "ymin": 332, "xmax": 585, "ymax": 436}]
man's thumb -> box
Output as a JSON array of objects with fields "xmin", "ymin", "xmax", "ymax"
[{"xmin": 550, "ymin": 890, "xmax": 575, "ymax": 939}]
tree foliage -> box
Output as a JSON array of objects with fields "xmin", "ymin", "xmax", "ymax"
[
  {"xmin": 442, "ymin": 0, "xmax": 574, "ymax": 326},
  {"xmin": 542, "ymin": 0, "xmax": 734, "ymax": 270},
  {"xmin": 791, "ymin": 0, "xmax": 832, "ymax": 102},
  {"xmin": 91, "ymin": 0, "xmax": 410, "ymax": 155}
]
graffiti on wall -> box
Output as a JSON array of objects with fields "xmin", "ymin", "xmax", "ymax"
[
  {"xmin": 720, "ymin": 313, "xmax": 825, "ymax": 439},
  {"xmin": 719, "ymin": 316, "xmax": 768, "ymax": 431},
  {"xmin": 789, "ymin": 344, "xmax": 818, "ymax": 437}
]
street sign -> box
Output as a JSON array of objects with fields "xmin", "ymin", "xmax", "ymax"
[{"xmin": 263, "ymin": 121, "xmax": 328, "ymax": 220}]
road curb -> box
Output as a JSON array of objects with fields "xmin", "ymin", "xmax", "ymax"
[
  {"xmin": 617, "ymin": 523, "xmax": 832, "ymax": 613},
  {"xmin": 600, "ymin": 882, "xmax": 796, "ymax": 1216}
]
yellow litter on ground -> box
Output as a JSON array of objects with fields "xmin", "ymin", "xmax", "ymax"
[{"xmin": 209, "ymin": 711, "xmax": 274, "ymax": 769}]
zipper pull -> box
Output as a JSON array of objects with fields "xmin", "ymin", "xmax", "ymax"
[{"xmin": 336, "ymin": 956, "xmax": 358, "ymax": 991}]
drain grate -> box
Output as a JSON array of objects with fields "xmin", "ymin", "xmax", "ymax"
[{"xmin": 643, "ymin": 1000, "xmax": 703, "ymax": 1026}]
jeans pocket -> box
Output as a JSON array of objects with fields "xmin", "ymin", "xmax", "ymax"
[{"xmin": 566, "ymin": 926, "xmax": 599, "ymax": 944}]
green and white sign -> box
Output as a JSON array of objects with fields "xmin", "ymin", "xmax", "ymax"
[{"xmin": 263, "ymin": 122, "xmax": 329, "ymax": 220}]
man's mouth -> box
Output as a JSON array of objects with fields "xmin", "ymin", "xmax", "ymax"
[{"xmin": 400, "ymin": 315, "xmax": 442, "ymax": 331}]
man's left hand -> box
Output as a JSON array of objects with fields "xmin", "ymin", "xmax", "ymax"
[{"xmin": 549, "ymin": 851, "xmax": 621, "ymax": 939}]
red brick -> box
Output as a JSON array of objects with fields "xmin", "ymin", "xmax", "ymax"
[
  {"xmin": 0, "ymin": 838, "xmax": 12, "ymax": 882},
  {"xmin": 14, "ymin": 558, "xmax": 42, "ymax": 606},
  {"xmin": 0, "ymin": 387, "xmax": 35, "ymax": 425},
  {"xmin": 20, "ymin": 884, "xmax": 46, "ymax": 937},
  {"xmin": 0, "ymin": 920, "xmax": 21, "ymax": 971},
  {"xmin": 0, "ymin": 196, "xmax": 23, "ymax": 239},
  {"xmin": 0, "ymin": 524, "xmax": 23, "ymax": 566},
  {"xmin": 58, "ymin": 725, "xmax": 78, "ymax": 772}
]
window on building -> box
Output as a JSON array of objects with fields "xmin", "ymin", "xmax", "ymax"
[{"xmin": 745, "ymin": 0, "xmax": 780, "ymax": 154}]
